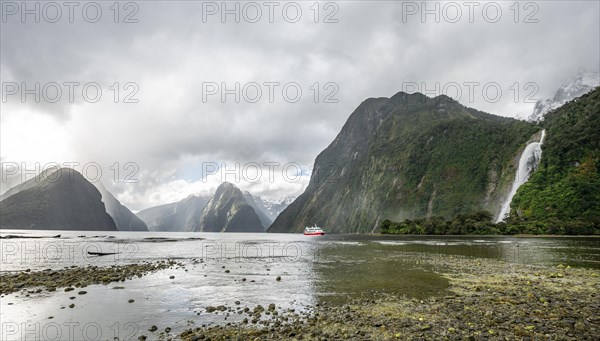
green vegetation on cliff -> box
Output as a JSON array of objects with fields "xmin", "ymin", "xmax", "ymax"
[
  {"xmin": 270, "ymin": 92, "xmax": 539, "ymax": 233},
  {"xmin": 380, "ymin": 211, "xmax": 599, "ymax": 235},
  {"xmin": 510, "ymin": 87, "xmax": 600, "ymax": 231},
  {"xmin": 380, "ymin": 212, "xmax": 498, "ymax": 235},
  {"xmin": 380, "ymin": 88, "xmax": 600, "ymax": 236}
]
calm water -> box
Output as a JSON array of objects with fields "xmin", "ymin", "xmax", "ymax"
[{"xmin": 1, "ymin": 231, "xmax": 599, "ymax": 340}]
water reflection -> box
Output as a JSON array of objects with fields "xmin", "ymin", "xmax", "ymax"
[
  {"xmin": 1, "ymin": 231, "xmax": 599, "ymax": 340},
  {"xmin": 314, "ymin": 242, "xmax": 449, "ymax": 304}
]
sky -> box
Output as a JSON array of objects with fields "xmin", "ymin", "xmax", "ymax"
[{"xmin": 1, "ymin": 0, "xmax": 599, "ymax": 211}]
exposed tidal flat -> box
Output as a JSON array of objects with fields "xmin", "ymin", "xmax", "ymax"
[
  {"xmin": 1, "ymin": 231, "xmax": 599, "ymax": 340},
  {"xmin": 180, "ymin": 255, "xmax": 600, "ymax": 340}
]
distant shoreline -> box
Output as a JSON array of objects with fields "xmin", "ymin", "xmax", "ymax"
[{"xmin": 372, "ymin": 233, "xmax": 600, "ymax": 238}]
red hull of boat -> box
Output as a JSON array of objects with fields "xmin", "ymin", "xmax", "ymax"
[{"xmin": 303, "ymin": 232, "xmax": 326, "ymax": 236}]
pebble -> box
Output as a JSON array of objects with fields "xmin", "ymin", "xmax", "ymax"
[{"xmin": 175, "ymin": 255, "xmax": 600, "ymax": 340}]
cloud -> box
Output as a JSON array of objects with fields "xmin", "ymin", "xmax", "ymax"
[{"xmin": 1, "ymin": 1, "xmax": 598, "ymax": 210}]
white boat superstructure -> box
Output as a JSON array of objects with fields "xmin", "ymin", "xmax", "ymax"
[{"xmin": 304, "ymin": 225, "xmax": 326, "ymax": 236}]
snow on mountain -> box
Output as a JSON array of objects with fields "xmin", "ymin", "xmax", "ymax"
[
  {"xmin": 244, "ymin": 193, "xmax": 295, "ymax": 223},
  {"xmin": 528, "ymin": 70, "xmax": 599, "ymax": 122}
]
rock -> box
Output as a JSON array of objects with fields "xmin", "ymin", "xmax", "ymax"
[
  {"xmin": 169, "ymin": 275, "xmax": 175, "ymax": 279},
  {"xmin": 69, "ymin": 303, "xmax": 75, "ymax": 308},
  {"xmin": 78, "ymin": 291, "xmax": 87, "ymax": 295},
  {"xmin": 149, "ymin": 325, "xmax": 157, "ymax": 332},
  {"xmin": 276, "ymin": 276, "xmax": 281, "ymax": 281},
  {"xmin": 128, "ymin": 299, "xmax": 135, "ymax": 303},
  {"xmin": 206, "ymin": 306, "xmax": 217, "ymax": 313}
]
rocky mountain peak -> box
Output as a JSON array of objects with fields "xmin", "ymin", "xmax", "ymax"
[{"xmin": 528, "ymin": 70, "xmax": 599, "ymax": 122}]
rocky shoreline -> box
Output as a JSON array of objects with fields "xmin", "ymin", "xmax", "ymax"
[
  {"xmin": 2, "ymin": 254, "xmax": 598, "ymax": 340},
  {"xmin": 0, "ymin": 260, "xmax": 181, "ymax": 295},
  {"xmin": 174, "ymin": 255, "xmax": 599, "ymax": 340}
]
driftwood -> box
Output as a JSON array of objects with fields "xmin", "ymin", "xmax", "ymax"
[
  {"xmin": 0, "ymin": 234, "xmax": 61, "ymax": 239},
  {"xmin": 87, "ymin": 251, "xmax": 119, "ymax": 256}
]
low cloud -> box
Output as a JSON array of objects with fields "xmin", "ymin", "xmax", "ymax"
[{"xmin": 1, "ymin": 1, "xmax": 598, "ymax": 210}]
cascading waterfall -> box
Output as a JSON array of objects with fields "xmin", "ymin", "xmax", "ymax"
[{"xmin": 496, "ymin": 130, "xmax": 546, "ymax": 223}]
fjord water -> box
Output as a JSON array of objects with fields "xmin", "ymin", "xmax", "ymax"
[{"xmin": 1, "ymin": 231, "xmax": 599, "ymax": 339}]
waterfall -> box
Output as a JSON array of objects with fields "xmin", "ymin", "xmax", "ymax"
[{"xmin": 495, "ymin": 130, "xmax": 546, "ymax": 223}]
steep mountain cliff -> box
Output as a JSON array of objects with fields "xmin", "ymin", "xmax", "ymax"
[
  {"xmin": 197, "ymin": 182, "xmax": 264, "ymax": 232},
  {"xmin": 137, "ymin": 194, "xmax": 210, "ymax": 232},
  {"xmin": 243, "ymin": 191, "xmax": 275, "ymax": 229},
  {"xmin": 0, "ymin": 165, "xmax": 61, "ymax": 201},
  {"xmin": 0, "ymin": 168, "xmax": 117, "ymax": 230},
  {"xmin": 511, "ymin": 87, "xmax": 600, "ymax": 229},
  {"xmin": 269, "ymin": 92, "xmax": 539, "ymax": 233},
  {"xmin": 95, "ymin": 182, "xmax": 148, "ymax": 231}
]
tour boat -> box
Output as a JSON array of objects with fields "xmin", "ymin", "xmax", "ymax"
[{"xmin": 304, "ymin": 225, "xmax": 326, "ymax": 236}]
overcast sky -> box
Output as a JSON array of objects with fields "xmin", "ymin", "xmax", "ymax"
[{"xmin": 1, "ymin": 0, "xmax": 598, "ymax": 211}]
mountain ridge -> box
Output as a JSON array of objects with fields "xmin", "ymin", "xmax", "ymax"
[
  {"xmin": 137, "ymin": 194, "xmax": 210, "ymax": 232},
  {"xmin": 196, "ymin": 182, "xmax": 264, "ymax": 232},
  {"xmin": 528, "ymin": 70, "xmax": 599, "ymax": 122},
  {"xmin": 511, "ymin": 87, "xmax": 600, "ymax": 230},
  {"xmin": 269, "ymin": 91, "xmax": 540, "ymax": 233},
  {"xmin": 0, "ymin": 168, "xmax": 117, "ymax": 231},
  {"xmin": 95, "ymin": 182, "xmax": 149, "ymax": 231}
]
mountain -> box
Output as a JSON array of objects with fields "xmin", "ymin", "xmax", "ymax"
[
  {"xmin": 269, "ymin": 92, "xmax": 540, "ymax": 233},
  {"xmin": 242, "ymin": 192, "xmax": 294, "ymax": 228},
  {"xmin": 137, "ymin": 194, "xmax": 210, "ymax": 232},
  {"xmin": 197, "ymin": 182, "xmax": 264, "ymax": 232},
  {"xmin": 95, "ymin": 182, "xmax": 148, "ymax": 231},
  {"xmin": 242, "ymin": 192, "xmax": 275, "ymax": 228},
  {"xmin": 262, "ymin": 196, "xmax": 296, "ymax": 221},
  {"xmin": 528, "ymin": 70, "xmax": 599, "ymax": 122},
  {"xmin": 0, "ymin": 169, "xmax": 25, "ymax": 197},
  {"xmin": 510, "ymin": 87, "xmax": 600, "ymax": 231},
  {"xmin": 0, "ymin": 168, "xmax": 117, "ymax": 230},
  {"xmin": 138, "ymin": 183, "xmax": 270, "ymax": 233},
  {"xmin": 0, "ymin": 165, "xmax": 60, "ymax": 201}
]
